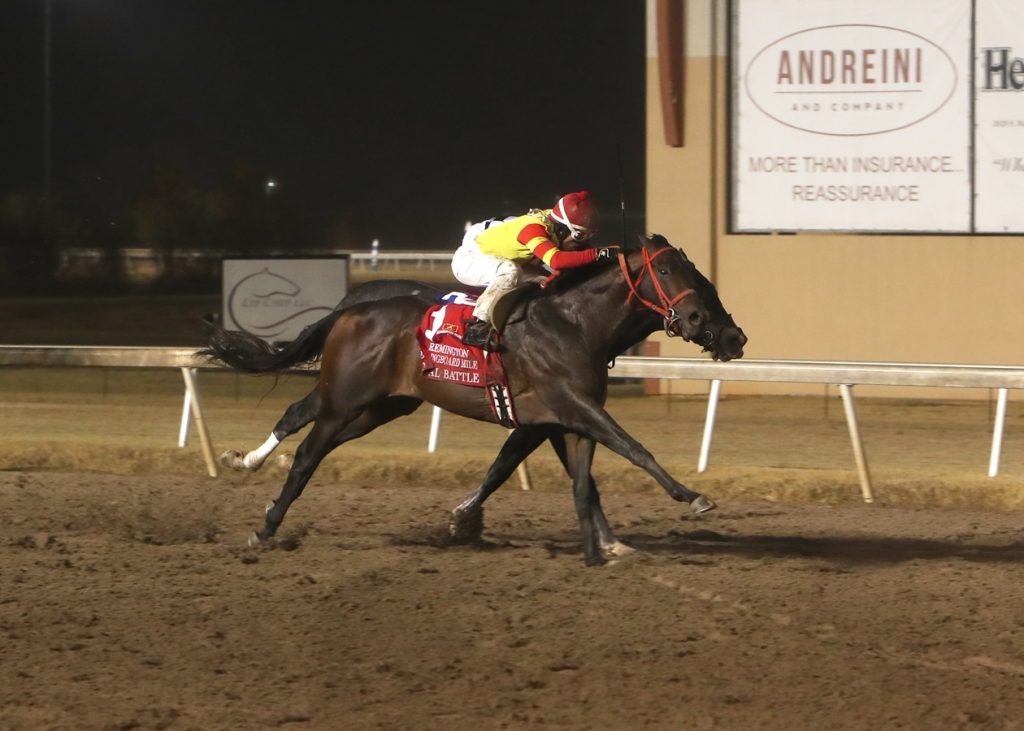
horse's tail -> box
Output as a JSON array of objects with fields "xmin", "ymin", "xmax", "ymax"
[
  {"xmin": 197, "ymin": 309, "xmax": 342, "ymax": 374},
  {"xmin": 198, "ymin": 278, "xmax": 443, "ymax": 374}
]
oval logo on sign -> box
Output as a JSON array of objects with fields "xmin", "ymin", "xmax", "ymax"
[{"xmin": 744, "ymin": 24, "xmax": 958, "ymax": 136}]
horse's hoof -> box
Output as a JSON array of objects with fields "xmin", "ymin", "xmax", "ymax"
[
  {"xmin": 690, "ymin": 495, "xmax": 717, "ymax": 515},
  {"xmin": 584, "ymin": 553, "xmax": 608, "ymax": 567},
  {"xmin": 448, "ymin": 506, "xmax": 484, "ymax": 544},
  {"xmin": 219, "ymin": 450, "xmax": 245, "ymax": 470},
  {"xmin": 246, "ymin": 532, "xmax": 262, "ymax": 548},
  {"xmin": 602, "ymin": 540, "xmax": 636, "ymax": 558}
]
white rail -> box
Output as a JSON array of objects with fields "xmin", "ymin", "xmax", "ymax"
[
  {"xmin": 606, "ymin": 357, "xmax": 1024, "ymax": 389},
  {"xmin": 0, "ymin": 346, "xmax": 224, "ymax": 476},
  {"xmin": 344, "ymin": 252, "xmax": 452, "ymax": 262},
  {"xmin": 343, "ymin": 251, "xmax": 452, "ymax": 271},
  {"xmin": 605, "ymin": 357, "xmax": 1022, "ymax": 500},
  {"xmin": 0, "ymin": 346, "xmax": 1019, "ymax": 498}
]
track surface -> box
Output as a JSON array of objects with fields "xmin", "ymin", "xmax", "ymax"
[{"xmin": 2, "ymin": 470, "xmax": 1023, "ymax": 731}]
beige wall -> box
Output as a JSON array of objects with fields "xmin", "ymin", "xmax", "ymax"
[{"xmin": 644, "ymin": 0, "xmax": 1024, "ymax": 399}]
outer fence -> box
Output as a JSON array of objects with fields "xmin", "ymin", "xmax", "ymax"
[
  {"xmin": 52, "ymin": 247, "xmax": 455, "ymax": 284},
  {"xmin": 0, "ymin": 346, "xmax": 1020, "ymax": 500},
  {"xmin": 0, "ymin": 346, "xmax": 226, "ymax": 477},
  {"xmin": 344, "ymin": 251, "xmax": 453, "ymax": 272},
  {"xmin": 609, "ymin": 357, "xmax": 1023, "ymax": 501}
]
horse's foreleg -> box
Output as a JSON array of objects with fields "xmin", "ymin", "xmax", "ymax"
[
  {"xmin": 222, "ymin": 388, "xmax": 321, "ymax": 471},
  {"xmin": 560, "ymin": 397, "xmax": 715, "ymax": 515},
  {"xmin": 449, "ymin": 425, "xmax": 551, "ymax": 543},
  {"xmin": 562, "ymin": 434, "xmax": 604, "ymax": 566},
  {"xmin": 549, "ymin": 432, "xmax": 631, "ymax": 558}
]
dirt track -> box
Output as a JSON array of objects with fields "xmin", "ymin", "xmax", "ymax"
[{"xmin": 2, "ymin": 469, "xmax": 1023, "ymax": 731}]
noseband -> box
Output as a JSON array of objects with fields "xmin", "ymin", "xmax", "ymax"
[{"xmin": 618, "ymin": 248, "xmax": 695, "ymax": 337}]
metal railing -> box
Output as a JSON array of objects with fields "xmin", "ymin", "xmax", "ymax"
[
  {"xmin": 606, "ymin": 357, "xmax": 1021, "ymax": 501},
  {"xmin": 0, "ymin": 346, "xmax": 226, "ymax": 477},
  {"xmin": 0, "ymin": 345, "xmax": 1019, "ymax": 499}
]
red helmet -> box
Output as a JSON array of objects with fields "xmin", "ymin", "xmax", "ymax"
[{"xmin": 551, "ymin": 191, "xmax": 599, "ymax": 242}]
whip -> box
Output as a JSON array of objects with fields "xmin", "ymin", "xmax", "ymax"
[{"xmin": 616, "ymin": 144, "xmax": 628, "ymax": 245}]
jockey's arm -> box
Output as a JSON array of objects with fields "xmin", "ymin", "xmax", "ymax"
[{"xmin": 517, "ymin": 223, "xmax": 598, "ymax": 269}]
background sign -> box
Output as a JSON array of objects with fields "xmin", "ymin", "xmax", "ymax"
[
  {"xmin": 975, "ymin": 0, "xmax": 1024, "ymax": 233},
  {"xmin": 732, "ymin": 0, "xmax": 972, "ymax": 232},
  {"xmin": 222, "ymin": 257, "xmax": 349, "ymax": 343}
]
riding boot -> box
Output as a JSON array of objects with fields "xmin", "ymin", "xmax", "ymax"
[{"xmin": 462, "ymin": 319, "xmax": 495, "ymax": 350}]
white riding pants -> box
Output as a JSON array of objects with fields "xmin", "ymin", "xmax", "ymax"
[{"xmin": 451, "ymin": 220, "xmax": 521, "ymax": 322}]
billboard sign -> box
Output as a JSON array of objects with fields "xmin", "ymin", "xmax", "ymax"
[
  {"xmin": 221, "ymin": 257, "xmax": 349, "ymax": 343},
  {"xmin": 974, "ymin": 0, "xmax": 1024, "ymax": 232},
  {"xmin": 732, "ymin": 0, "xmax": 972, "ymax": 232}
]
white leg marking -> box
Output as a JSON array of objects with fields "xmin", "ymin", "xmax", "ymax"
[{"xmin": 243, "ymin": 433, "xmax": 281, "ymax": 470}]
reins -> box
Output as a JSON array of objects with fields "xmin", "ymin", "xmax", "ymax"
[{"xmin": 618, "ymin": 247, "xmax": 694, "ymax": 337}]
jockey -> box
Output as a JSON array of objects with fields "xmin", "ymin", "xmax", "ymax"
[{"xmin": 452, "ymin": 190, "xmax": 619, "ymax": 349}]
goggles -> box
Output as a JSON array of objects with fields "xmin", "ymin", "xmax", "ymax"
[{"xmin": 552, "ymin": 200, "xmax": 597, "ymax": 242}]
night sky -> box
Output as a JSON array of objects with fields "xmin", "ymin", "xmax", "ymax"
[{"xmin": 2, "ymin": 1, "xmax": 647, "ymax": 251}]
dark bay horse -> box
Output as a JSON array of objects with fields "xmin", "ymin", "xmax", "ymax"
[{"xmin": 200, "ymin": 234, "xmax": 746, "ymax": 565}]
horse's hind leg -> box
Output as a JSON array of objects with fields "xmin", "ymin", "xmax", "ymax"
[
  {"xmin": 449, "ymin": 426, "xmax": 551, "ymax": 543},
  {"xmin": 549, "ymin": 432, "xmax": 632, "ymax": 559},
  {"xmin": 222, "ymin": 388, "xmax": 321, "ymax": 471},
  {"xmin": 252, "ymin": 396, "xmax": 421, "ymax": 544}
]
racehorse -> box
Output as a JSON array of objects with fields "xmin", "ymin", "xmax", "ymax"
[{"xmin": 200, "ymin": 234, "xmax": 746, "ymax": 565}]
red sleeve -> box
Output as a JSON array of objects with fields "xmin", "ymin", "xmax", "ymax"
[
  {"xmin": 516, "ymin": 223, "xmax": 598, "ymax": 269},
  {"xmin": 547, "ymin": 247, "xmax": 598, "ymax": 269}
]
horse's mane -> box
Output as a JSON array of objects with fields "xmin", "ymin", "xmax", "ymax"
[
  {"xmin": 543, "ymin": 257, "xmax": 617, "ymax": 295},
  {"xmin": 502, "ymin": 234, "xmax": 728, "ymax": 325},
  {"xmin": 540, "ymin": 234, "xmax": 664, "ymax": 297}
]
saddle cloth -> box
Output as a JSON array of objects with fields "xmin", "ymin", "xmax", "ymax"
[{"xmin": 415, "ymin": 297, "xmax": 517, "ymax": 427}]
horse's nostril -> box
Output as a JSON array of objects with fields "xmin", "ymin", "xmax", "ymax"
[{"xmin": 688, "ymin": 312, "xmax": 702, "ymax": 326}]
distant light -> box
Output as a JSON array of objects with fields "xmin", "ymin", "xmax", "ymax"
[{"xmin": 265, "ymin": 178, "xmax": 278, "ymax": 192}]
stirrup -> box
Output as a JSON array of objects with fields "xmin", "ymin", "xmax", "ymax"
[{"xmin": 462, "ymin": 320, "xmax": 495, "ymax": 350}]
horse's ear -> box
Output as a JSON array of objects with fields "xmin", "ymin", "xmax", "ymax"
[
  {"xmin": 623, "ymin": 234, "xmax": 646, "ymax": 253},
  {"xmin": 648, "ymin": 232, "xmax": 690, "ymax": 261}
]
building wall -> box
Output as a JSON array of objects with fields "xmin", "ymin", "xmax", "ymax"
[{"xmin": 644, "ymin": 0, "xmax": 1024, "ymax": 400}]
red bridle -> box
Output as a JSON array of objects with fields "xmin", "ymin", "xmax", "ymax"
[{"xmin": 618, "ymin": 247, "xmax": 694, "ymax": 337}]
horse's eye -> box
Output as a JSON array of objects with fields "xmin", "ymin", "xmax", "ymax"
[{"xmin": 658, "ymin": 268, "xmax": 668, "ymax": 275}]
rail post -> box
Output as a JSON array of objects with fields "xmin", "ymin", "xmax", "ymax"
[
  {"xmin": 180, "ymin": 367, "xmax": 218, "ymax": 478},
  {"xmin": 839, "ymin": 384, "xmax": 874, "ymax": 503}
]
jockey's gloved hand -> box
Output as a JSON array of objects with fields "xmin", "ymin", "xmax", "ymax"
[{"xmin": 595, "ymin": 245, "xmax": 621, "ymax": 263}]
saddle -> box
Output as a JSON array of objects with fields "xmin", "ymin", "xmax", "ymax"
[
  {"xmin": 489, "ymin": 283, "xmax": 538, "ymax": 336},
  {"xmin": 415, "ymin": 291, "xmax": 535, "ymax": 428},
  {"xmin": 461, "ymin": 283, "xmax": 538, "ymax": 351}
]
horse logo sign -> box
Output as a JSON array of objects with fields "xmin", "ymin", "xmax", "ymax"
[{"xmin": 222, "ymin": 258, "xmax": 349, "ymax": 343}]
